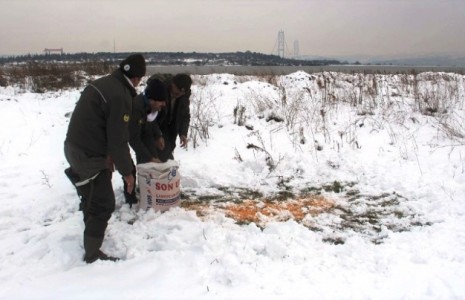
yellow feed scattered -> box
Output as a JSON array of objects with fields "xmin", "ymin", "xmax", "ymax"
[{"xmin": 181, "ymin": 195, "xmax": 334, "ymax": 225}]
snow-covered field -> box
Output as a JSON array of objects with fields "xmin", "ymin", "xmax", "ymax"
[{"xmin": 0, "ymin": 71, "xmax": 464, "ymax": 299}]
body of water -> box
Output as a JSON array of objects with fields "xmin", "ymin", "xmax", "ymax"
[{"xmin": 147, "ymin": 65, "xmax": 465, "ymax": 76}]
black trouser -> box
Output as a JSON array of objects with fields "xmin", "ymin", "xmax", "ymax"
[{"xmin": 77, "ymin": 169, "xmax": 115, "ymax": 239}]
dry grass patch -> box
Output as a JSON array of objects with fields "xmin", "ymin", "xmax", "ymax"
[{"xmin": 179, "ymin": 184, "xmax": 431, "ymax": 244}]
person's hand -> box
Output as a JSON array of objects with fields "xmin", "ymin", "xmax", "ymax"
[
  {"xmin": 106, "ymin": 155, "xmax": 115, "ymax": 172},
  {"xmin": 151, "ymin": 158, "xmax": 161, "ymax": 163},
  {"xmin": 123, "ymin": 174, "xmax": 135, "ymax": 194},
  {"xmin": 180, "ymin": 135, "xmax": 188, "ymax": 149},
  {"xmin": 155, "ymin": 137, "xmax": 165, "ymax": 150}
]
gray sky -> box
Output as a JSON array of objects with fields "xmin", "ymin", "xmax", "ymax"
[{"xmin": 1, "ymin": 0, "xmax": 465, "ymax": 57}]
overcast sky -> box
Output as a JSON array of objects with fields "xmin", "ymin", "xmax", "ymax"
[{"xmin": 1, "ymin": 0, "xmax": 465, "ymax": 57}]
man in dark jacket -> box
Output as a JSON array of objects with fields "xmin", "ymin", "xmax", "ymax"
[
  {"xmin": 64, "ymin": 54, "xmax": 146, "ymax": 263},
  {"xmin": 123, "ymin": 78, "xmax": 167, "ymax": 205},
  {"xmin": 157, "ymin": 73, "xmax": 192, "ymax": 162}
]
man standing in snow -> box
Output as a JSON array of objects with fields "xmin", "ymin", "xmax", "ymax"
[
  {"xmin": 157, "ymin": 73, "xmax": 192, "ymax": 162},
  {"xmin": 64, "ymin": 54, "xmax": 146, "ymax": 263},
  {"xmin": 123, "ymin": 78, "xmax": 167, "ymax": 206}
]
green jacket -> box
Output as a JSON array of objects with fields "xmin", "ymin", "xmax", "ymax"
[{"xmin": 65, "ymin": 69, "xmax": 136, "ymax": 177}]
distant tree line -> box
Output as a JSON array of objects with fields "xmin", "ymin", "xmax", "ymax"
[
  {"xmin": 0, "ymin": 51, "xmax": 341, "ymax": 66},
  {"xmin": 0, "ymin": 51, "xmax": 342, "ymax": 92}
]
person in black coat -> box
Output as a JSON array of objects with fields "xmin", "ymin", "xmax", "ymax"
[
  {"xmin": 123, "ymin": 78, "xmax": 167, "ymax": 205},
  {"xmin": 64, "ymin": 54, "xmax": 146, "ymax": 263},
  {"xmin": 157, "ymin": 73, "xmax": 192, "ymax": 162}
]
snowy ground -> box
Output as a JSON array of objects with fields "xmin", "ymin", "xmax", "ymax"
[{"xmin": 0, "ymin": 71, "xmax": 464, "ymax": 299}]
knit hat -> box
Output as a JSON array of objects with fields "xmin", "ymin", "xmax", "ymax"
[
  {"xmin": 119, "ymin": 54, "xmax": 146, "ymax": 78},
  {"xmin": 172, "ymin": 74, "xmax": 192, "ymax": 92},
  {"xmin": 145, "ymin": 78, "xmax": 167, "ymax": 102}
]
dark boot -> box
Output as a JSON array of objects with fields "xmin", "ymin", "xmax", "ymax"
[
  {"xmin": 90, "ymin": 250, "xmax": 120, "ymax": 263},
  {"xmin": 83, "ymin": 235, "xmax": 119, "ymax": 264}
]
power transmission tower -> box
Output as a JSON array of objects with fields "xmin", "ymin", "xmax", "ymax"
[
  {"xmin": 271, "ymin": 30, "xmax": 291, "ymax": 58},
  {"xmin": 294, "ymin": 40, "xmax": 300, "ymax": 59},
  {"xmin": 277, "ymin": 30, "xmax": 285, "ymax": 58}
]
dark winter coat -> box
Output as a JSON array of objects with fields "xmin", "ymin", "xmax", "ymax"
[
  {"xmin": 128, "ymin": 93, "xmax": 163, "ymax": 164},
  {"xmin": 159, "ymin": 92, "xmax": 191, "ymax": 152},
  {"xmin": 65, "ymin": 69, "xmax": 136, "ymax": 178}
]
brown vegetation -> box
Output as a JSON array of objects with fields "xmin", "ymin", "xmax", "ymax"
[{"xmin": 0, "ymin": 61, "xmax": 113, "ymax": 92}]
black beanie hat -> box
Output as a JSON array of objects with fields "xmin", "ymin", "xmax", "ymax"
[
  {"xmin": 172, "ymin": 74, "xmax": 192, "ymax": 92},
  {"xmin": 145, "ymin": 78, "xmax": 167, "ymax": 102},
  {"xmin": 119, "ymin": 54, "xmax": 146, "ymax": 78}
]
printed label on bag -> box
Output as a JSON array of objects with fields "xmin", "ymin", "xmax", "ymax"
[{"xmin": 138, "ymin": 162, "xmax": 181, "ymax": 212}]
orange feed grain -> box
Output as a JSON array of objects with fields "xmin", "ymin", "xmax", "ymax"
[{"xmin": 182, "ymin": 195, "xmax": 334, "ymax": 225}]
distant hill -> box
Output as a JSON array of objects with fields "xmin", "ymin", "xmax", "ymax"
[
  {"xmin": 370, "ymin": 55, "xmax": 465, "ymax": 67},
  {"xmin": 0, "ymin": 51, "xmax": 341, "ymax": 67},
  {"xmin": 299, "ymin": 54, "xmax": 465, "ymax": 67}
]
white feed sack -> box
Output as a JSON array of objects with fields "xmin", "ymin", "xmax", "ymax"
[{"xmin": 137, "ymin": 160, "xmax": 181, "ymax": 212}]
